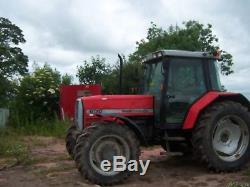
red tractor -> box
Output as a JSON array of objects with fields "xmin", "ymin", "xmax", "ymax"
[{"xmin": 66, "ymin": 50, "xmax": 250, "ymax": 185}]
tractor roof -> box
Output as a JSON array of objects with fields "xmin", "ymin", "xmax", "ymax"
[{"xmin": 142, "ymin": 50, "xmax": 219, "ymax": 63}]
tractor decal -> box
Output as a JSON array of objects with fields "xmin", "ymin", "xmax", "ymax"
[{"xmin": 87, "ymin": 108, "xmax": 153, "ymax": 115}]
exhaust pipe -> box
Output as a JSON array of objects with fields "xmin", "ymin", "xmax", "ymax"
[{"xmin": 118, "ymin": 54, "xmax": 123, "ymax": 94}]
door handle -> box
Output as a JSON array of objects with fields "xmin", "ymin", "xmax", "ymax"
[{"xmin": 167, "ymin": 94, "xmax": 175, "ymax": 99}]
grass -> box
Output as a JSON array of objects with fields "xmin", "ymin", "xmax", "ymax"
[
  {"xmin": 0, "ymin": 129, "xmax": 30, "ymax": 165},
  {"xmin": 0, "ymin": 119, "xmax": 70, "ymax": 166},
  {"xmin": 8, "ymin": 117, "xmax": 69, "ymax": 138},
  {"xmin": 229, "ymin": 167, "xmax": 250, "ymax": 187},
  {"xmin": 228, "ymin": 182, "xmax": 250, "ymax": 187}
]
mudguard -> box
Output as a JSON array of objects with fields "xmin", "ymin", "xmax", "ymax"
[
  {"xmin": 183, "ymin": 91, "xmax": 250, "ymax": 129},
  {"xmin": 97, "ymin": 113, "xmax": 147, "ymax": 145}
]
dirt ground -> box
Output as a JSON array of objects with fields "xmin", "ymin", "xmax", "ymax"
[{"xmin": 0, "ymin": 137, "xmax": 250, "ymax": 187}]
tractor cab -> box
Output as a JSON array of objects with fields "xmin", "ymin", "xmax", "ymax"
[{"xmin": 143, "ymin": 50, "xmax": 222, "ymax": 128}]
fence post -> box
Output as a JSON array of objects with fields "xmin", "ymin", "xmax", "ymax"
[{"xmin": 0, "ymin": 108, "xmax": 9, "ymax": 128}]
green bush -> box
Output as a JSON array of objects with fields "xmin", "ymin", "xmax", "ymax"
[{"xmin": 14, "ymin": 64, "xmax": 61, "ymax": 122}]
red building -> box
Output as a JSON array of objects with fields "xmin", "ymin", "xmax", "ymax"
[{"xmin": 59, "ymin": 85, "xmax": 101, "ymax": 120}]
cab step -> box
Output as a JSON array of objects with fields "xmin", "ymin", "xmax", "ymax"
[
  {"xmin": 167, "ymin": 137, "xmax": 186, "ymax": 141},
  {"xmin": 160, "ymin": 151, "xmax": 183, "ymax": 156}
]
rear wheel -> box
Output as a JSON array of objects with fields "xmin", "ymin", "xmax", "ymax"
[
  {"xmin": 192, "ymin": 101, "xmax": 250, "ymax": 171},
  {"xmin": 65, "ymin": 123, "xmax": 80, "ymax": 158},
  {"xmin": 74, "ymin": 122, "xmax": 140, "ymax": 185}
]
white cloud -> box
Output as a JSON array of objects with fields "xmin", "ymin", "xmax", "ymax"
[{"xmin": 0, "ymin": 0, "xmax": 249, "ymax": 98}]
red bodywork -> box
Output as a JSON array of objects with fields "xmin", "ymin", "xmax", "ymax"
[
  {"xmin": 183, "ymin": 91, "xmax": 238, "ymax": 129},
  {"xmin": 60, "ymin": 85, "xmax": 101, "ymax": 120},
  {"xmin": 82, "ymin": 95, "xmax": 154, "ymax": 127},
  {"xmin": 81, "ymin": 91, "xmax": 242, "ymax": 129}
]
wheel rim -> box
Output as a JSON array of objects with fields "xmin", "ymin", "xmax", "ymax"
[
  {"xmin": 89, "ymin": 134, "xmax": 130, "ymax": 176},
  {"xmin": 212, "ymin": 115, "xmax": 249, "ymax": 162}
]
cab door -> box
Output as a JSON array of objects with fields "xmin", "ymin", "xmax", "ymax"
[{"xmin": 162, "ymin": 58, "xmax": 207, "ymax": 128}]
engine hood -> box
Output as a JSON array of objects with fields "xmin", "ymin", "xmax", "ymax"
[{"xmin": 82, "ymin": 95, "xmax": 154, "ymax": 116}]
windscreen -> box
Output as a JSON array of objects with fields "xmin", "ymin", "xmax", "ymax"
[{"xmin": 144, "ymin": 62, "xmax": 163, "ymax": 97}]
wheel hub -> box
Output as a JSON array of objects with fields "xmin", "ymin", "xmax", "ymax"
[
  {"xmin": 212, "ymin": 115, "xmax": 249, "ymax": 162},
  {"xmin": 220, "ymin": 131, "xmax": 230, "ymax": 144},
  {"xmin": 95, "ymin": 140, "xmax": 121, "ymax": 161},
  {"xmin": 89, "ymin": 135, "xmax": 130, "ymax": 176}
]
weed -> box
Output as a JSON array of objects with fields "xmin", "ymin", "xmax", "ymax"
[
  {"xmin": 0, "ymin": 132, "xmax": 30, "ymax": 165},
  {"xmin": 6, "ymin": 144, "xmax": 29, "ymax": 163},
  {"xmin": 228, "ymin": 182, "xmax": 250, "ymax": 187}
]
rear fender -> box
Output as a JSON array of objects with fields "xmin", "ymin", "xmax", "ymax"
[{"xmin": 183, "ymin": 91, "xmax": 250, "ymax": 130}]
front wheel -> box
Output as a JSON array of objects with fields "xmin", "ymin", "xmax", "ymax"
[
  {"xmin": 74, "ymin": 122, "xmax": 140, "ymax": 185},
  {"xmin": 192, "ymin": 101, "xmax": 250, "ymax": 171}
]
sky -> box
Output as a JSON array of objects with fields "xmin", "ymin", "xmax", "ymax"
[{"xmin": 0, "ymin": 0, "xmax": 250, "ymax": 98}]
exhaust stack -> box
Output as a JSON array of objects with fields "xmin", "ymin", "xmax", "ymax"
[{"xmin": 118, "ymin": 54, "xmax": 123, "ymax": 94}]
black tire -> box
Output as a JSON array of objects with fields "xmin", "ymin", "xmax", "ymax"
[
  {"xmin": 192, "ymin": 101, "xmax": 250, "ymax": 171},
  {"xmin": 74, "ymin": 122, "xmax": 140, "ymax": 185},
  {"xmin": 65, "ymin": 123, "xmax": 80, "ymax": 158}
]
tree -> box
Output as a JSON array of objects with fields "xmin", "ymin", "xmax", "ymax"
[
  {"xmin": 0, "ymin": 17, "xmax": 28, "ymax": 106},
  {"xmin": 15, "ymin": 64, "xmax": 61, "ymax": 122},
  {"xmin": 0, "ymin": 17, "xmax": 28, "ymax": 78},
  {"xmin": 111, "ymin": 56, "xmax": 144, "ymax": 94},
  {"xmin": 0, "ymin": 78, "xmax": 18, "ymax": 107},
  {"xmin": 129, "ymin": 21, "xmax": 233, "ymax": 75},
  {"xmin": 122, "ymin": 60, "xmax": 144, "ymax": 94},
  {"xmin": 77, "ymin": 55, "xmax": 114, "ymax": 93},
  {"xmin": 62, "ymin": 73, "xmax": 73, "ymax": 85}
]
